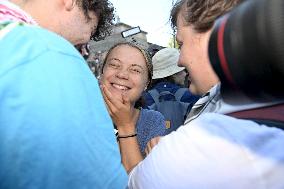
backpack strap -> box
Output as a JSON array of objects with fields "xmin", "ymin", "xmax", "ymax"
[
  {"xmin": 174, "ymin": 88, "xmax": 188, "ymax": 101},
  {"xmin": 148, "ymin": 89, "xmax": 161, "ymax": 104},
  {"xmin": 159, "ymin": 91, "xmax": 175, "ymax": 101},
  {"xmin": 227, "ymin": 103, "xmax": 284, "ymax": 129},
  {"xmin": 149, "ymin": 89, "xmax": 178, "ymax": 103}
]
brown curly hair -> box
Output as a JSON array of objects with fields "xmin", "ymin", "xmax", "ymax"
[
  {"xmin": 76, "ymin": 0, "xmax": 115, "ymax": 41},
  {"xmin": 170, "ymin": 0, "xmax": 242, "ymax": 33}
]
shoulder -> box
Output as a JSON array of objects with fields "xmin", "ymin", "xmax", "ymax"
[
  {"xmin": 1, "ymin": 24, "xmax": 88, "ymax": 77},
  {"xmin": 129, "ymin": 113, "xmax": 284, "ymax": 188},
  {"xmin": 2, "ymin": 24, "xmax": 82, "ymax": 61},
  {"xmin": 137, "ymin": 108, "xmax": 166, "ymax": 134},
  {"xmin": 184, "ymin": 113, "xmax": 284, "ymax": 151},
  {"xmin": 140, "ymin": 108, "xmax": 165, "ymax": 122}
]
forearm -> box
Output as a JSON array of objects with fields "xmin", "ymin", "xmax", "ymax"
[{"xmin": 117, "ymin": 126, "xmax": 143, "ymax": 173}]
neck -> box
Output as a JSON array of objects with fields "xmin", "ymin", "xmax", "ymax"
[
  {"xmin": 10, "ymin": 0, "xmax": 52, "ymax": 28},
  {"xmin": 10, "ymin": 0, "xmax": 28, "ymax": 11},
  {"xmin": 10, "ymin": 0, "xmax": 37, "ymax": 21}
]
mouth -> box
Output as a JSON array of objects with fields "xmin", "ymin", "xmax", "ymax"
[{"xmin": 111, "ymin": 83, "xmax": 131, "ymax": 91}]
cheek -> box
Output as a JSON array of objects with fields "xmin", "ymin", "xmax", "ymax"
[
  {"xmin": 181, "ymin": 44, "xmax": 192, "ymax": 57},
  {"xmin": 134, "ymin": 77, "xmax": 148, "ymax": 91},
  {"xmin": 99, "ymin": 74, "xmax": 106, "ymax": 84},
  {"xmin": 100, "ymin": 70, "xmax": 113, "ymax": 83},
  {"xmin": 178, "ymin": 52, "xmax": 188, "ymax": 67}
]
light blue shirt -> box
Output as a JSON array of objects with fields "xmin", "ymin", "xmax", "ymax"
[{"xmin": 0, "ymin": 23, "xmax": 127, "ymax": 189}]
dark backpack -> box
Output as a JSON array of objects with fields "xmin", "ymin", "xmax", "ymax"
[{"xmin": 148, "ymin": 88, "xmax": 191, "ymax": 135}]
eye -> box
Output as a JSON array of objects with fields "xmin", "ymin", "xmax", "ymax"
[
  {"xmin": 107, "ymin": 61, "xmax": 120, "ymax": 69},
  {"xmin": 129, "ymin": 65, "xmax": 144, "ymax": 74},
  {"xmin": 130, "ymin": 67, "xmax": 142, "ymax": 74}
]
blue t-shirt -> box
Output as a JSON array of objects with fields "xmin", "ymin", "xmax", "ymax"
[
  {"xmin": 0, "ymin": 23, "xmax": 127, "ymax": 189},
  {"xmin": 136, "ymin": 108, "xmax": 166, "ymax": 155}
]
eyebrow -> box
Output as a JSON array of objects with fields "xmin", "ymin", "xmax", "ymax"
[
  {"xmin": 107, "ymin": 59, "xmax": 145, "ymax": 70},
  {"xmin": 108, "ymin": 58, "xmax": 121, "ymax": 62},
  {"xmin": 131, "ymin": 64, "xmax": 145, "ymax": 70}
]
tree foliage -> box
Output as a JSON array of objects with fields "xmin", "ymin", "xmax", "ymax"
[{"xmin": 167, "ymin": 35, "xmax": 179, "ymax": 49}]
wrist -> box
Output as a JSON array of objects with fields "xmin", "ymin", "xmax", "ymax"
[
  {"xmin": 117, "ymin": 124, "xmax": 136, "ymax": 135},
  {"xmin": 116, "ymin": 132, "xmax": 137, "ymax": 141},
  {"xmin": 117, "ymin": 132, "xmax": 137, "ymax": 138}
]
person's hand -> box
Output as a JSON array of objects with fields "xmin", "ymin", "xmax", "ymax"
[
  {"xmin": 100, "ymin": 84, "xmax": 138, "ymax": 133},
  {"xmin": 145, "ymin": 136, "xmax": 161, "ymax": 155}
]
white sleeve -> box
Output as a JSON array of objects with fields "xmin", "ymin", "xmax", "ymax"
[{"xmin": 128, "ymin": 113, "xmax": 284, "ymax": 189}]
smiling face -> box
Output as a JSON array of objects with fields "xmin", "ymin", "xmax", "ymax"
[
  {"xmin": 176, "ymin": 11, "xmax": 219, "ymax": 95},
  {"xmin": 100, "ymin": 44, "xmax": 150, "ymax": 105}
]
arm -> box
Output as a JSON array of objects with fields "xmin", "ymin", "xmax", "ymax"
[
  {"xmin": 145, "ymin": 136, "xmax": 161, "ymax": 155},
  {"xmin": 101, "ymin": 84, "xmax": 143, "ymax": 173}
]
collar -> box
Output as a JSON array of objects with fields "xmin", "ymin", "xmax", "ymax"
[
  {"xmin": 0, "ymin": 0, "xmax": 37, "ymax": 25},
  {"xmin": 185, "ymin": 83, "xmax": 222, "ymax": 123}
]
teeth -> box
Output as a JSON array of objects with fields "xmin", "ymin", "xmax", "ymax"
[{"xmin": 112, "ymin": 83, "xmax": 129, "ymax": 91}]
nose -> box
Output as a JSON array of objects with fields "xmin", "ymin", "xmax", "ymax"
[{"xmin": 115, "ymin": 69, "xmax": 129, "ymax": 80}]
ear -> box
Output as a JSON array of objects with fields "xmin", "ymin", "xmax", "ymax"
[{"xmin": 63, "ymin": 0, "xmax": 76, "ymax": 11}]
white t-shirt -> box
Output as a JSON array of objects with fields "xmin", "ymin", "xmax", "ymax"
[{"xmin": 128, "ymin": 113, "xmax": 284, "ymax": 189}]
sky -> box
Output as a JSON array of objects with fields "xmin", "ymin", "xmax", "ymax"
[{"xmin": 109, "ymin": 0, "xmax": 175, "ymax": 47}]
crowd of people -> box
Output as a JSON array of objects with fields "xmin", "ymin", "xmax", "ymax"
[{"xmin": 1, "ymin": 0, "xmax": 284, "ymax": 188}]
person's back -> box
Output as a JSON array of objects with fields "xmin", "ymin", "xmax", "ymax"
[
  {"xmin": 126, "ymin": 0, "xmax": 284, "ymax": 188},
  {"xmin": 143, "ymin": 48, "xmax": 199, "ymax": 134},
  {"xmin": 0, "ymin": 21, "xmax": 127, "ymax": 189},
  {"xmin": 129, "ymin": 111, "xmax": 284, "ymax": 189},
  {"xmin": 0, "ymin": 1, "xmax": 127, "ymax": 188}
]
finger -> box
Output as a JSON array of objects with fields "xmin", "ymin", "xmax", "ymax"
[
  {"xmin": 100, "ymin": 85, "xmax": 111, "ymax": 106},
  {"xmin": 101, "ymin": 84, "xmax": 112, "ymax": 102},
  {"xmin": 102, "ymin": 85, "xmax": 124, "ymax": 108},
  {"xmin": 100, "ymin": 85, "xmax": 117, "ymax": 114}
]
